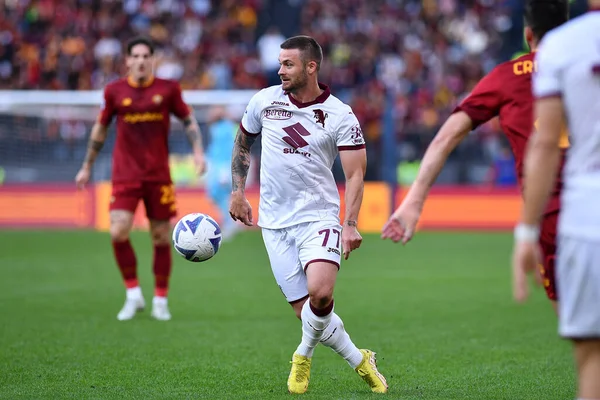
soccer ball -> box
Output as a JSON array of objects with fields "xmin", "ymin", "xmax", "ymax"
[{"xmin": 172, "ymin": 213, "xmax": 222, "ymax": 262}]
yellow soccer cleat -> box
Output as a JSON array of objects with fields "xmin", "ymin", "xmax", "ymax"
[
  {"xmin": 287, "ymin": 353, "xmax": 312, "ymax": 394},
  {"xmin": 355, "ymin": 349, "xmax": 388, "ymax": 393}
]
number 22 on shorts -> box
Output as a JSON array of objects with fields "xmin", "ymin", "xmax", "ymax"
[{"xmin": 160, "ymin": 184, "xmax": 176, "ymax": 205}]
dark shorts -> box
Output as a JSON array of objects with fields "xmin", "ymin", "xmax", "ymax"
[
  {"xmin": 539, "ymin": 211, "xmax": 559, "ymax": 301},
  {"xmin": 110, "ymin": 181, "xmax": 177, "ymax": 221}
]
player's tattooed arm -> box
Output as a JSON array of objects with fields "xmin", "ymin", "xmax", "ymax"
[
  {"xmin": 182, "ymin": 114, "xmax": 204, "ymax": 153},
  {"xmin": 82, "ymin": 123, "xmax": 109, "ymax": 168},
  {"xmin": 231, "ymin": 128, "xmax": 257, "ymax": 193}
]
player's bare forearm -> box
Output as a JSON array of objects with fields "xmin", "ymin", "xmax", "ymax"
[
  {"xmin": 344, "ymin": 174, "xmax": 364, "ymax": 225},
  {"xmin": 82, "ymin": 123, "xmax": 109, "ymax": 168},
  {"xmin": 183, "ymin": 115, "xmax": 204, "ymax": 155},
  {"xmin": 521, "ymin": 98, "xmax": 564, "ymax": 225},
  {"xmin": 340, "ymin": 149, "xmax": 367, "ymax": 224},
  {"xmin": 231, "ymin": 129, "xmax": 257, "ymax": 193},
  {"xmin": 406, "ymin": 112, "xmax": 473, "ymax": 207}
]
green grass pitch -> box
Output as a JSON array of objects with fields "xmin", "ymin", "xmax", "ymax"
[{"xmin": 0, "ymin": 230, "xmax": 574, "ymax": 399}]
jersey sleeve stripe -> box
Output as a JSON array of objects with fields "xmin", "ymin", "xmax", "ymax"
[
  {"xmin": 239, "ymin": 123, "xmax": 260, "ymax": 136},
  {"xmin": 338, "ymin": 144, "xmax": 366, "ymax": 151}
]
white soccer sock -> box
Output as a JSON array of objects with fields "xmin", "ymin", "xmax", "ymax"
[
  {"xmin": 126, "ymin": 286, "xmax": 142, "ymax": 300},
  {"xmin": 153, "ymin": 296, "xmax": 167, "ymax": 306},
  {"xmin": 319, "ymin": 313, "xmax": 364, "ymax": 369},
  {"xmin": 295, "ymin": 300, "xmax": 333, "ymax": 358}
]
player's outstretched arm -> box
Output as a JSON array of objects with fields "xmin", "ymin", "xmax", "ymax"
[
  {"xmin": 382, "ymin": 111, "xmax": 473, "ymax": 243},
  {"xmin": 75, "ymin": 122, "xmax": 109, "ymax": 189},
  {"xmin": 182, "ymin": 113, "xmax": 206, "ymax": 175},
  {"xmin": 229, "ymin": 128, "xmax": 257, "ymax": 226},
  {"xmin": 513, "ymin": 97, "xmax": 564, "ymax": 302},
  {"xmin": 340, "ymin": 148, "xmax": 367, "ymax": 260}
]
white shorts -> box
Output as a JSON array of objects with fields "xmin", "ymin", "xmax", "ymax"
[
  {"xmin": 261, "ymin": 220, "xmax": 343, "ymax": 303},
  {"xmin": 557, "ymin": 235, "xmax": 600, "ymax": 338}
]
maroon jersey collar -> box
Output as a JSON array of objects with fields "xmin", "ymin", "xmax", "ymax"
[
  {"xmin": 286, "ymin": 83, "xmax": 331, "ymax": 108},
  {"xmin": 127, "ymin": 75, "xmax": 155, "ymax": 88}
]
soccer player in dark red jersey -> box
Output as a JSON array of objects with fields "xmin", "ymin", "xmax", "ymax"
[
  {"xmin": 382, "ymin": 0, "xmax": 569, "ymax": 311},
  {"xmin": 75, "ymin": 36, "xmax": 206, "ymax": 321}
]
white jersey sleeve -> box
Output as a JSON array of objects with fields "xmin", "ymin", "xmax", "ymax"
[
  {"xmin": 533, "ymin": 34, "xmax": 564, "ymax": 99},
  {"xmin": 336, "ymin": 108, "xmax": 366, "ymax": 150},
  {"xmin": 240, "ymin": 90, "xmax": 264, "ymax": 135}
]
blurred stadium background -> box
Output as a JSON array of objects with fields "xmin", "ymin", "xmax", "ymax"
[{"xmin": 0, "ymin": 0, "xmax": 589, "ymax": 231}]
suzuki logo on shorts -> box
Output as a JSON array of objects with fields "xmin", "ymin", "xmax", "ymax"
[
  {"xmin": 282, "ymin": 122, "xmax": 311, "ymax": 149},
  {"xmin": 265, "ymin": 108, "xmax": 293, "ymax": 120}
]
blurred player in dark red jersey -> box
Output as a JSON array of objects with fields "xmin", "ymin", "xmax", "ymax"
[
  {"xmin": 75, "ymin": 37, "xmax": 206, "ymax": 321},
  {"xmin": 382, "ymin": 0, "xmax": 569, "ymax": 311}
]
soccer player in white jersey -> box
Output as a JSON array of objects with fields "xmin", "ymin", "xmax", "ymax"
[
  {"xmin": 513, "ymin": 2, "xmax": 600, "ymax": 399},
  {"xmin": 229, "ymin": 35, "xmax": 388, "ymax": 394}
]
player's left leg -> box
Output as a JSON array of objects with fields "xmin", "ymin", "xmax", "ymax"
[
  {"xmin": 292, "ymin": 221, "xmax": 388, "ymax": 394},
  {"xmin": 148, "ymin": 219, "xmax": 172, "ymax": 321},
  {"xmin": 144, "ymin": 182, "xmax": 177, "ymax": 321}
]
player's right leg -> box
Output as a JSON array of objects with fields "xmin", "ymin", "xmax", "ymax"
[
  {"xmin": 297, "ymin": 221, "xmax": 388, "ymax": 393},
  {"xmin": 110, "ymin": 182, "xmax": 143, "ymax": 321},
  {"xmin": 556, "ymin": 235, "xmax": 600, "ymax": 399}
]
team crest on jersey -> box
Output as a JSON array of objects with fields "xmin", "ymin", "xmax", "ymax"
[
  {"xmin": 152, "ymin": 94, "xmax": 163, "ymax": 105},
  {"xmin": 122, "ymin": 97, "xmax": 132, "ymax": 106},
  {"xmin": 313, "ymin": 109, "xmax": 328, "ymax": 128}
]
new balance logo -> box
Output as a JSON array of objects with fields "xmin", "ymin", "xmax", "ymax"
[{"xmin": 271, "ymin": 100, "xmax": 289, "ymax": 106}]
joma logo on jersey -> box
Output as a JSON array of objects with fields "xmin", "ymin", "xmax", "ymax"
[
  {"xmin": 123, "ymin": 112, "xmax": 164, "ymax": 123},
  {"xmin": 271, "ymin": 100, "xmax": 289, "ymax": 106},
  {"xmin": 313, "ymin": 109, "xmax": 328, "ymax": 127},
  {"xmin": 265, "ymin": 108, "xmax": 293, "ymax": 120}
]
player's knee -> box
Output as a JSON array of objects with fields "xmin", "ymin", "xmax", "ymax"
[
  {"xmin": 309, "ymin": 291, "xmax": 333, "ymax": 310},
  {"xmin": 150, "ymin": 223, "xmax": 171, "ymax": 246},
  {"xmin": 110, "ymin": 224, "xmax": 130, "ymax": 242}
]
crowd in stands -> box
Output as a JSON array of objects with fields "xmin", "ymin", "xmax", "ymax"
[{"xmin": 0, "ymin": 0, "xmax": 589, "ymax": 184}]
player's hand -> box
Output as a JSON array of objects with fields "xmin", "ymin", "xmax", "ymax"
[
  {"xmin": 229, "ymin": 191, "xmax": 253, "ymax": 226},
  {"xmin": 75, "ymin": 166, "xmax": 91, "ymax": 189},
  {"xmin": 342, "ymin": 224, "xmax": 362, "ymax": 260},
  {"xmin": 381, "ymin": 201, "xmax": 421, "ymax": 244},
  {"xmin": 194, "ymin": 152, "xmax": 206, "ymax": 176},
  {"xmin": 512, "ymin": 240, "xmax": 542, "ymax": 303}
]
